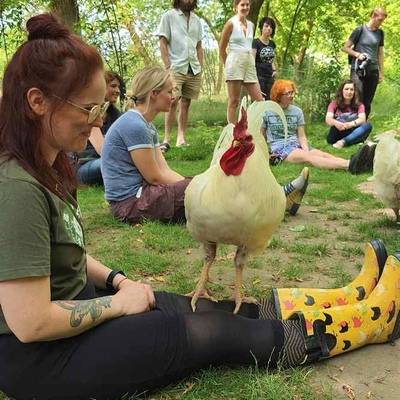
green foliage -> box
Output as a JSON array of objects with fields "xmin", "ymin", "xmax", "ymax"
[
  {"xmin": 1, "ymin": 0, "xmax": 400, "ymax": 108},
  {"xmin": 294, "ymin": 57, "xmax": 343, "ymax": 122},
  {"xmin": 0, "ymin": 0, "xmax": 48, "ymax": 71}
]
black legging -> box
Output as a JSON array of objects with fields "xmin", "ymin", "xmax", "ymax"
[{"xmin": 0, "ymin": 284, "xmax": 285, "ymax": 400}]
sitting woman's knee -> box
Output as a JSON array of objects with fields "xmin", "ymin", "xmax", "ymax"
[{"xmin": 363, "ymin": 122, "xmax": 373, "ymax": 132}]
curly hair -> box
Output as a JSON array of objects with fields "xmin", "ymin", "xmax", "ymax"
[
  {"xmin": 335, "ymin": 80, "xmax": 360, "ymax": 109},
  {"xmin": 270, "ymin": 80, "xmax": 296, "ymax": 103}
]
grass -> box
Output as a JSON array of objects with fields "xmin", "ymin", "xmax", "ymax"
[
  {"xmin": 2, "ymin": 84, "xmax": 399, "ymax": 400},
  {"xmin": 140, "ymin": 366, "xmax": 332, "ymax": 400}
]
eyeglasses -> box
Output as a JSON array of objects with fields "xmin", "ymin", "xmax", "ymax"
[
  {"xmin": 282, "ymin": 91, "xmax": 295, "ymax": 97},
  {"xmin": 52, "ymin": 95, "xmax": 110, "ymax": 124}
]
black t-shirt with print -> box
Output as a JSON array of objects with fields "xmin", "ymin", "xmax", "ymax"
[{"xmin": 252, "ymin": 38, "xmax": 276, "ymax": 78}]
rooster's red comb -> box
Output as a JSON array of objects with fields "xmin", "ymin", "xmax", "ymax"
[{"xmin": 236, "ymin": 107, "xmax": 248, "ymax": 130}]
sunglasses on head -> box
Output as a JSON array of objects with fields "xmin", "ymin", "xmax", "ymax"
[{"xmin": 52, "ymin": 95, "xmax": 110, "ymax": 124}]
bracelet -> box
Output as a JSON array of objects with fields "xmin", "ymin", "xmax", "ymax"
[
  {"xmin": 115, "ymin": 277, "xmax": 128, "ymax": 291},
  {"xmin": 106, "ymin": 269, "xmax": 126, "ymax": 291},
  {"xmin": 353, "ymin": 120, "xmax": 357, "ymax": 127}
]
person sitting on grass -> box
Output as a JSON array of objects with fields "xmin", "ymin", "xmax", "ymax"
[
  {"xmin": 0, "ymin": 14, "xmax": 399, "ymax": 400},
  {"xmin": 261, "ymin": 79, "xmax": 374, "ymax": 174},
  {"xmin": 101, "ymin": 66, "xmax": 192, "ymax": 224},
  {"xmin": 325, "ymin": 79, "xmax": 372, "ymax": 149},
  {"xmin": 101, "ymin": 66, "xmax": 309, "ymax": 225},
  {"xmin": 76, "ymin": 70, "xmax": 124, "ymax": 185}
]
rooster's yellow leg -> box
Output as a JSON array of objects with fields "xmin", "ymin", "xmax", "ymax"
[
  {"xmin": 187, "ymin": 242, "xmax": 217, "ymax": 311},
  {"xmin": 233, "ymin": 246, "xmax": 257, "ymax": 313}
]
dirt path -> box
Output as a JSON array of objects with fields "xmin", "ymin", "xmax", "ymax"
[
  {"xmin": 309, "ymin": 181, "xmax": 400, "ymax": 400},
  {"xmin": 313, "ymin": 343, "xmax": 400, "ymax": 400}
]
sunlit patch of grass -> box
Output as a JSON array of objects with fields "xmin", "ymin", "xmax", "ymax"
[
  {"xmin": 283, "ymin": 263, "xmax": 305, "ymax": 280},
  {"xmin": 328, "ymin": 264, "xmax": 353, "ymax": 288},
  {"xmin": 297, "ymin": 224, "xmax": 327, "ymax": 239},
  {"xmin": 268, "ymin": 236, "xmax": 284, "ymax": 250},
  {"xmin": 141, "ymin": 221, "xmax": 196, "ymax": 252},
  {"xmin": 289, "ymin": 243, "xmax": 330, "ymax": 257},
  {"xmin": 355, "ymin": 218, "xmax": 400, "ymax": 254},
  {"xmin": 336, "ymin": 233, "xmax": 351, "ymax": 242},
  {"xmin": 326, "ymin": 213, "xmax": 339, "ymax": 221},
  {"xmin": 340, "ymin": 244, "xmax": 364, "ymax": 258}
]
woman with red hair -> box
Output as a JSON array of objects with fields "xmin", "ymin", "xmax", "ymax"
[{"xmin": 262, "ymin": 80, "xmax": 373, "ymax": 173}]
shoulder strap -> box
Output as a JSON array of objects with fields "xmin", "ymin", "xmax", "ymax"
[
  {"xmin": 353, "ymin": 25, "xmax": 364, "ymax": 48},
  {"xmin": 348, "ymin": 25, "xmax": 363, "ymax": 65}
]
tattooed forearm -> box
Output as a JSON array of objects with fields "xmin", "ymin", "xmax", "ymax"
[{"xmin": 55, "ymin": 297, "xmax": 112, "ymax": 328}]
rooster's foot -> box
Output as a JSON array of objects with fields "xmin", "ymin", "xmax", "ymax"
[
  {"xmin": 186, "ymin": 289, "xmax": 218, "ymax": 312},
  {"xmin": 232, "ymin": 295, "xmax": 258, "ymax": 314}
]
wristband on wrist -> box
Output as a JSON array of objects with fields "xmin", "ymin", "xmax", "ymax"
[
  {"xmin": 106, "ymin": 269, "xmax": 126, "ymax": 291},
  {"xmin": 353, "ymin": 120, "xmax": 357, "ymax": 127},
  {"xmin": 115, "ymin": 277, "xmax": 128, "ymax": 291}
]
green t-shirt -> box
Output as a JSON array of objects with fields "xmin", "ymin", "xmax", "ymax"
[{"xmin": 0, "ymin": 158, "xmax": 87, "ymax": 335}]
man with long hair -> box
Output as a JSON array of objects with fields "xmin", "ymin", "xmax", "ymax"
[{"xmin": 157, "ymin": 0, "xmax": 203, "ymax": 150}]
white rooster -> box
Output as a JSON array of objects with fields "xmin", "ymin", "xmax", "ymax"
[
  {"xmin": 184, "ymin": 100, "xmax": 288, "ymax": 313},
  {"xmin": 373, "ymin": 133, "xmax": 400, "ymax": 222}
]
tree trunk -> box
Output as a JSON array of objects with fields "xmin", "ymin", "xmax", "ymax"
[
  {"xmin": 265, "ymin": 0, "xmax": 271, "ymax": 16},
  {"xmin": 247, "ymin": 0, "xmax": 265, "ymax": 27},
  {"xmin": 49, "ymin": 0, "xmax": 79, "ymax": 32},
  {"xmin": 295, "ymin": 18, "xmax": 314, "ymax": 69}
]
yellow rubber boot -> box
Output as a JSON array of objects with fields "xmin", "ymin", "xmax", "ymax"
[
  {"xmin": 274, "ymin": 240, "xmax": 387, "ymax": 319},
  {"xmin": 297, "ymin": 254, "xmax": 400, "ymax": 359}
]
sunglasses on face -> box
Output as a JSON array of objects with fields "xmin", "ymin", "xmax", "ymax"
[
  {"xmin": 282, "ymin": 91, "xmax": 295, "ymax": 97},
  {"xmin": 52, "ymin": 95, "xmax": 110, "ymax": 124}
]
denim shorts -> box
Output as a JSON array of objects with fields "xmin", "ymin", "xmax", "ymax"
[{"xmin": 271, "ymin": 142, "xmax": 302, "ymax": 160}]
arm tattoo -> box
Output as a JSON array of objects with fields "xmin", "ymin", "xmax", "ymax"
[{"xmin": 55, "ymin": 297, "xmax": 112, "ymax": 328}]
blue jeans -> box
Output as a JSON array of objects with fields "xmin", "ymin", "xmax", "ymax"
[
  {"xmin": 77, "ymin": 158, "xmax": 103, "ymax": 185},
  {"xmin": 327, "ymin": 122, "xmax": 372, "ymax": 146}
]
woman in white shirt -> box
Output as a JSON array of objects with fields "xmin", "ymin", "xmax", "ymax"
[{"xmin": 220, "ymin": 0, "xmax": 263, "ymax": 123}]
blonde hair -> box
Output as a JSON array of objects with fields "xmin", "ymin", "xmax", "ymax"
[
  {"xmin": 127, "ymin": 66, "xmax": 171, "ymax": 108},
  {"xmin": 370, "ymin": 6, "xmax": 387, "ymax": 17}
]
